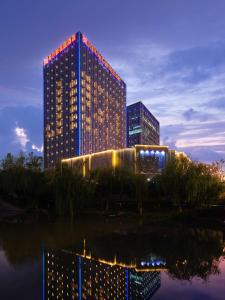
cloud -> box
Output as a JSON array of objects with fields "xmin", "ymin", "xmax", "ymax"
[
  {"xmin": 14, "ymin": 127, "xmax": 29, "ymax": 149},
  {"xmin": 32, "ymin": 144, "xmax": 43, "ymax": 153},
  {"xmin": 0, "ymin": 106, "xmax": 42, "ymax": 158},
  {"xmin": 204, "ymin": 97, "xmax": 225, "ymax": 111},
  {"xmin": 165, "ymin": 42, "xmax": 225, "ymax": 83},
  {"xmin": 176, "ymin": 137, "xmax": 225, "ymax": 148},
  {"xmin": 107, "ymin": 43, "xmax": 225, "ymax": 142},
  {"xmin": 108, "ymin": 39, "xmax": 225, "ymax": 163},
  {"xmin": 161, "ymin": 120, "xmax": 225, "ymax": 163},
  {"xmin": 182, "ymin": 108, "xmax": 214, "ymax": 122},
  {"xmin": 180, "ymin": 147, "xmax": 225, "ymax": 164}
]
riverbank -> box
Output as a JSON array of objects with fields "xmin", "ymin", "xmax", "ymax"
[
  {"xmin": 0, "ymin": 199, "xmax": 224, "ymax": 232},
  {"xmin": 0, "ymin": 199, "xmax": 25, "ymax": 220}
]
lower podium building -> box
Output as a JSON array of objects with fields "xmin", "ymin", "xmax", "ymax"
[{"xmin": 62, "ymin": 145, "xmax": 170, "ymax": 178}]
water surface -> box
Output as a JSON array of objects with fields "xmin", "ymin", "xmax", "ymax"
[{"xmin": 0, "ymin": 218, "xmax": 224, "ymax": 300}]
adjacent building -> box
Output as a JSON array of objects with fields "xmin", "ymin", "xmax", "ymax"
[
  {"xmin": 127, "ymin": 101, "xmax": 160, "ymax": 148},
  {"xmin": 44, "ymin": 32, "xmax": 126, "ymax": 168}
]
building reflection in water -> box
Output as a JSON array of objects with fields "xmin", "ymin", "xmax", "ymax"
[{"xmin": 43, "ymin": 248, "xmax": 166, "ymax": 300}]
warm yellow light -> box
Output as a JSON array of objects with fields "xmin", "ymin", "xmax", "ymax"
[
  {"xmin": 112, "ymin": 151, "xmax": 117, "ymax": 168},
  {"xmin": 135, "ymin": 144, "xmax": 169, "ymax": 150},
  {"xmin": 82, "ymin": 158, "xmax": 86, "ymax": 177},
  {"xmin": 63, "ymin": 249, "xmax": 167, "ymax": 272}
]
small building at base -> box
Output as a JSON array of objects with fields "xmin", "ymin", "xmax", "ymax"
[{"xmin": 62, "ymin": 145, "xmax": 181, "ymax": 178}]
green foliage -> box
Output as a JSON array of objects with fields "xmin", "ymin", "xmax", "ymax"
[
  {"xmin": 48, "ymin": 163, "xmax": 93, "ymax": 217},
  {"xmin": 151, "ymin": 156, "xmax": 225, "ymax": 210},
  {"xmin": 0, "ymin": 152, "xmax": 44, "ymax": 208},
  {"xmin": 0, "ymin": 152, "xmax": 224, "ymax": 217},
  {"xmin": 90, "ymin": 167, "xmax": 147, "ymax": 215}
]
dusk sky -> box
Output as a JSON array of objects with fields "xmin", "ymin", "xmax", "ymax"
[{"xmin": 1, "ymin": 0, "xmax": 225, "ymax": 163}]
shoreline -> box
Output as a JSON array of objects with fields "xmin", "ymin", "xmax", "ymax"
[{"xmin": 0, "ymin": 203, "xmax": 224, "ymax": 232}]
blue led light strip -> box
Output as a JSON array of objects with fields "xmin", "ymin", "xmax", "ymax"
[
  {"xmin": 77, "ymin": 32, "xmax": 81, "ymax": 155},
  {"xmin": 126, "ymin": 267, "xmax": 129, "ymax": 300},
  {"xmin": 42, "ymin": 249, "xmax": 45, "ymax": 300}
]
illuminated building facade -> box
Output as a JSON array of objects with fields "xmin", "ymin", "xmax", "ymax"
[
  {"xmin": 44, "ymin": 249, "xmax": 162, "ymax": 300},
  {"xmin": 62, "ymin": 145, "xmax": 169, "ymax": 177},
  {"xmin": 127, "ymin": 101, "xmax": 159, "ymax": 148},
  {"xmin": 129, "ymin": 270, "xmax": 161, "ymax": 299},
  {"xmin": 44, "ymin": 32, "xmax": 126, "ymax": 168}
]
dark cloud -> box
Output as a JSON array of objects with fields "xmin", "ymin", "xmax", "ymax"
[
  {"xmin": 182, "ymin": 108, "xmax": 213, "ymax": 122},
  {"xmin": 165, "ymin": 42, "xmax": 225, "ymax": 84},
  {"xmin": 204, "ymin": 97, "xmax": 225, "ymax": 110},
  {"xmin": 168, "ymin": 43, "xmax": 225, "ymax": 69}
]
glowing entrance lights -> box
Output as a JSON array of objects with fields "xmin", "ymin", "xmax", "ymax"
[
  {"xmin": 140, "ymin": 149, "xmax": 155, "ymax": 156},
  {"xmin": 139, "ymin": 148, "xmax": 167, "ymax": 158}
]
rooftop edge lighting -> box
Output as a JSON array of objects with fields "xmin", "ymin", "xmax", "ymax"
[
  {"xmin": 43, "ymin": 34, "xmax": 76, "ymax": 66},
  {"xmin": 82, "ymin": 34, "xmax": 122, "ymax": 82}
]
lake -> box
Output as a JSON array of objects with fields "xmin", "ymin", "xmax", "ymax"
[{"xmin": 0, "ymin": 217, "xmax": 224, "ymax": 300}]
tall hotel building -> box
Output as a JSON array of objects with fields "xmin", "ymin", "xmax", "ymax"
[
  {"xmin": 127, "ymin": 101, "xmax": 160, "ymax": 147},
  {"xmin": 44, "ymin": 32, "xmax": 126, "ymax": 168}
]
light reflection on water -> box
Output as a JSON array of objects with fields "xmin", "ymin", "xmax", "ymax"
[
  {"xmin": 0, "ymin": 219, "xmax": 224, "ymax": 300},
  {"xmin": 44, "ymin": 248, "xmax": 166, "ymax": 299}
]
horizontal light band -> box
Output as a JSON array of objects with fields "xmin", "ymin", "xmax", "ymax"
[{"xmin": 43, "ymin": 34, "xmax": 76, "ymax": 66}]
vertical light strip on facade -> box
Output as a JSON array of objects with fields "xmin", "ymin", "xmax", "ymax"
[
  {"xmin": 42, "ymin": 250, "xmax": 45, "ymax": 300},
  {"xmin": 134, "ymin": 147, "xmax": 137, "ymax": 174},
  {"xmin": 78, "ymin": 256, "xmax": 82, "ymax": 300},
  {"xmin": 82, "ymin": 157, "xmax": 86, "ymax": 177},
  {"xmin": 77, "ymin": 32, "xmax": 81, "ymax": 155},
  {"xmin": 126, "ymin": 267, "xmax": 129, "ymax": 300},
  {"xmin": 112, "ymin": 150, "xmax": 116, "ymax": 169}
]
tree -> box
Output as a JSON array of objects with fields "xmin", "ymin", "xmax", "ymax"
[
  {"xmin": 152, "ymin": 156, "xmax": 225, "ymax": 210},
  {"xmin": 1, "ymin": 153, "xmax": 14, "ymax": 170},
  {"xmin": 26, "ymin": 152, "xmax": 43, "ymax": 171}
]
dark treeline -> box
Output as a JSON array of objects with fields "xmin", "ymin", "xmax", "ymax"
[
  {"xmin": 0, "ymin": 152, "xmax": 224, "ymax": 217},
  {"xmin": 150, "ymin": 156, "xmax": 225, "ymax": 211}
]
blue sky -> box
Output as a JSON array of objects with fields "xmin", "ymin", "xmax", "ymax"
[{"xmin": 1, "ymin": 0, "xmax": 225, "ymax": 163}]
